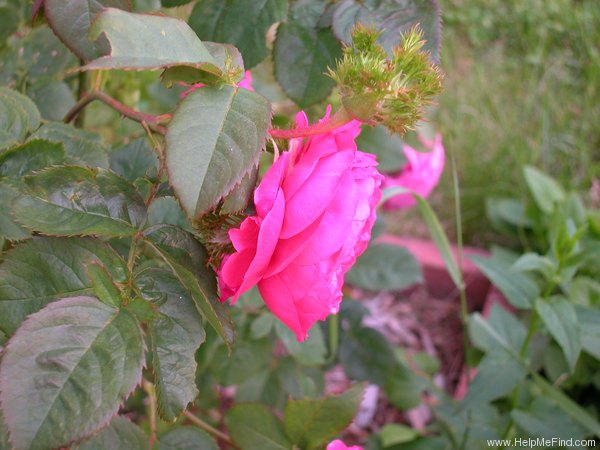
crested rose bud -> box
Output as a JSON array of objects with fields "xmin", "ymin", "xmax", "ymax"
[
  {"xmin": 218, "ymin": 107, "xmax": 383, "ymax": 341},
  {"xmin": 382, "ymin": 133, "xmax": 444, "ymax": 209}
]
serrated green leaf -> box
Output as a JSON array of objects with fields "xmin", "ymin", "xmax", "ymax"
[
  {"xmin": 379, "ymin": 424, "xmax": 418, "ymax": 447},
  {"xmin": 464, "ymin": 348, "xmax": 527, "ymax": 405},
  {"xmin": 0, "ymin": 181, "xmax": 30, "ymax": 240},
  {"xmin": 251, "ymin": 313, "xmax": 275, "ymax": 339},
  {"xmin": 284, "ymin": 383, "xmax": 364, "ymax": 449},
  {"xmin": 109, "ymin": 138, "xmax": 158, "ymax": 181},
  {"xmin": 27, "ymin": 81, "xmax": 77, "ymax": 121},
  {"xmin": 470, "ymin": 254, "xmax": 538, "ymax": 309},
  {"xmin": 346, "ymin": 243, "xmax": 423, "ymax": 291},
  {"xmin": 511, "ymin": 397, "xmax": 587, "ymax": 441},
  {"xmin": 20, "ymin": 27, "xmax": 77, "ymax": 81},
  {"xmin": 45, "ymin": 0, "xmax": 132, "ymax": 61},
  {"xmin": 536, "ymin": 296, "xmax": 581, "ymax": 372},
  {"xmin": 222, "ymin": 338, "xmax": 273, "ymax": 385},
  {"xmin": 74, "ymin": 416, "xmax": 148, "ymax": 450},
  {"xmin": 137, "ymin": 269, "xmax": 205, "ymax": 421},
  {"xmin": 523, "ymin": 165, "xmax": 566, "ymax": 214},
  {"xmin": 0, "ymin": 6, "xmax": 18, "ymax": 42},
  {"xmin": 0, "ymin": 237, "xmax": 127, "ymax": 335},
  {"xmin": 0, "ymin": 296, "xmax": 145, "ymax": 450},
  {"xmin": 13, "ymin": 165, "xmax": 147, "ymax": 237},
  {"xmin": 148, "ymin": 196, "xmax": 192, "ymax": 231},
  {"xmin": 469, "ymin": 304, "xmax": 526, "ymax": 353},
  {"xmin": 274, "ymin": 22, "xmax": 341, "ymax": 106},
  {"xmin": 31, "ymin": 122, "xmax": 110, "ymax": 168},
  {"xmin": 220, "ymin": 166, "xmax": 258, "ymax": 214},
  {"xmin": 0, "ymin": 139, "xmax": 66, "ymax": 179},
  {"xmin": 0, "ymin": 87, "xmax": 41, "ymax": 150},
  {"xmin": 161, "ymin": 0, "xmax": 194, "ymax": 6},
  {"xmin": 275, "ymin": 320, "xmax": 326, "ymax": 366},
  {"xmin": 225, "ymin": 404, "xmax": 292, "ymax": 450},
  {"xmin": 85, "ymin": 260, "xmax": 122, "ymax": 308},
  {"xmin": 165, "ymin": 85, "xmax": 271, "ymax": 218},
  {"xmin": 158, "ymin": 426, "xmax": 218, "ymax": 450},
  {"xmin": 332, "ymin": 0, "xmax": 441, "ymax": 63},
  {"xmin": 356, "ymin": 125, "xmax": 407, "ymax": 173},
  {"xmin": 189, "ymin": 0, "xmax": 288, "ymax": 69},
  {"xmin": 83, "ymin": 8, "xmax": 220, "ymax": 77},
  {"xmin": 143, "ymin": 224, "xmax": 234, "ymax": 349}
]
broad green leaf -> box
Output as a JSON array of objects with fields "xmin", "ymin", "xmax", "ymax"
[
  {"xmin": 109, "ymin": 138, "xmax": 158, "ymax": 181},
  {"xmin": 414, "ymin": 195, "xmax": 462, "ymax": 288},
  {"xmin": 0, "ymin": 6, "xmax": 18, "ymax": 42},
  {"xmin": 0, "ymin": 181, "xmax": 30, "ymax": 240},
  {"xmin": 470, "ymin": 254, "xmax": 538, "ymax": 309},
  {"xmin": 0, "ymin": 139, "xmax": 66, "ymax": 179},
  {"xmin": 464, "ymin": 349, "xmax": 527, "ymax": 405},
  {"xmin": 284, "ymin": 383, "xmax": 364, "ymax": 449},
  {"xmin": 536, "ymin": 296, "xmax": 581, "ymax": 372},
  {"xmin": 379, "ymin": 424, "xmax": 419, "ymax": 447},
  {"xmin": 251, "ymin": 313, "xmax": 275, "ymax": 339},
  {"xmin": 83, "ymin": 8, "xmax": 220, "ymax": 77},
  {"xmin": 469, "ymin": 304, "xmax": 526, "ymax": 353},
  {"xmin": 143, "ymin": 224, "xmax": 234, "ymax": 349},
  {"xmin": 20, "ymin": 27, "xmax": 77, "ymax": 80},
  {"xmin": 220, "ymin": 166, "xmax": 259, "ymax": 214},
  {"xmin": 27, "ymin": 81, "xmax": 77, "ymax": 121},
  {"xmin": 0, "ymin": 237, "xmax": 127, "ymax": 335},
  {"xmin": 165, "ymin": 85, "xmax": 271, "ymax": 218},
  {"xmin": 486, "ymin": 197, "xmax": 531, "ymax": 229},
  {"xmin": 575, "ymin": 305, "xmax": 600, "ymax": 359},
  {"xmin": 13, "ymin": 166, "xmax": 146, "ymax": 237},
  {"xmin": 148, "ymin": 196, "xmax": 192, "ymax": 231},
  {"xmin": 0, "ymin": 87, "xmax": 41, "ymax": 150},
  {"xmin": 0, "ymin": 296, "xmax": 144, "ymax": 450},
  {"xmin": 356, "ymin": 125, "xmax": 407, "ymax": 173},
  {"xmin": 275, "ymin": 320, "xmax": 327, "ymax": 366},
  {"xmin": 511, "ymin": 252, "xmax": 556, "ymax": 279},
  {"xmin": 274, "ymin": 23, "xmax": 341, "ymax": 107},
  {"xmin": 189, "ymin": 0, "xmax": 288, "ymax": 69},
  {"xmin": 332, "ymin": 0, "xmax": 441, "ymax": 63},
  {"xmin": 74, "ymin": 416, "xmax": 148, "ymax": 450},
  {"xmin": 533, "ymin": 373, "xmax": 600, "ymax": 438},
  {"xmin": 31, "ymin": 122, "xmax": 110, "ymax": 168},
  {"xmin": 346, "ymin": 243, "xmax": 423, "ymax": 291},
  {"xmin": 138, "ymin": 269, "xmax": 205, "ymax": 421},
  {"xmin": 523, "ymin": 165, "xmax": 566, "ymax": 214},
  {"xmin": 85, "ymin": 261, "xmax": 122, "ymax": 308},
  {"xmin": 158, "ymin": 427, "xmax": 218, "ymax": 450},
  {"xmin": 339, "ymin": 326, "xmax": 396, "ymax": 385},
  {"xmin": 161, "ymin": 0, "xmax": 194, "ymax": 6},
  {"xmin": 226, "ymin": 404, "xmax": 292, "ymax": 450},
  {"xmin": 44, "ymin": 0, "xmax": 132, "ymax": 61},
  {"xmin": 511, "ymin": 397, "xmax": 587, "ymax": 441},
  {"xmin": 222, "ymin": 339, "xmax": 274, "ymax": 385}
]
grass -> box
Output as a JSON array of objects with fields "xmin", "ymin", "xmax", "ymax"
[{"xmin": 427, "ymin": 0, "xmax": 600, "ymax": 245}]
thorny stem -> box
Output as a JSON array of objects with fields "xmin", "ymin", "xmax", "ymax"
[
  {"xmin": 75, "ymin": 59, "xmax": 87, "ymax": 128},
  {"xmin": 143, "ymin": 380, "xmax": 157, "ymax": 449},
  {"xmin": 183, "ymin": 411, "xmax": 238, "ymax": 448},
  {"xmin": 64, "ymin": 90, "xmax": 167, "ymax": 135},
  {"xmin": 269, "ymin": 108, "xmax": 354, "ymax": 140}
]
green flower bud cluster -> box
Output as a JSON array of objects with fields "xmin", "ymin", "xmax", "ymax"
[{"xmin": 329, "ymin": 24, "xmax": 443, "ymax": 135}]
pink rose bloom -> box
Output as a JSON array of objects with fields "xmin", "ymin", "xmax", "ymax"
[
  {"xmin": 181, "ymin": 70, "xmax": 253, "ymax": 97},
  {"xmin": 327, "ymin": 440, "xmax": 363, "ymax": 450},
  {"xmin": 218, "ymin": 107, "xmax": 383, "ymax": 341},
  {"xmin": 382, "ymin": 133, "xmax": 444, "ymax": 209}
]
